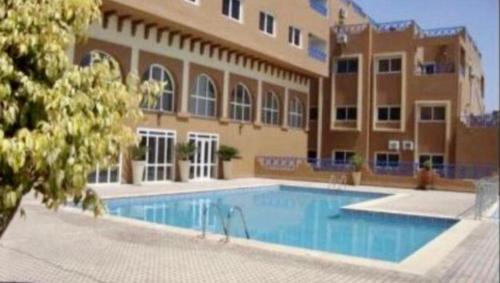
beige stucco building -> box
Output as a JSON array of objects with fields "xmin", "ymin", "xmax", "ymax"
[{"xmin": 71, "ymin": 0, "xmax": 492, "ymax": 185}]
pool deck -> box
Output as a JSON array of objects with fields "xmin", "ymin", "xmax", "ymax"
[{"xmin": 1, "ymin": 178, "xmax": 498, "ymax": 282}]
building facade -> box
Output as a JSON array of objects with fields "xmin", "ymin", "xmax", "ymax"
[
  {"xmin": 310, "ymin": 14, "xmax": 488, "ymax": 175},
  {"xmin": 71, "ymin": 0, "xmax": 490, "ymax": 185},
  {"xmin": 72, "ymin": 0, "xmax": 360, "ymax": 184}
]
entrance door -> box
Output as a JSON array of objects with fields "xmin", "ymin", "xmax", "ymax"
[
  {"xmin": 188, "ymin": 133, "xmax": 218, "ymax": 180},
  {"xmin": 138, "ymin": 128, "xmax": 176, "ymax": 183}
]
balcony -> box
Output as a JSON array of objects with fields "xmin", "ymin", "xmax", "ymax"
[
  {"xmin": 308, "ymin": 47, "xmax": 327, "ymax": 62},
  {"xmin": 309, "ymin": 0, "xmax": 328, "ymax": 17},
  {"xmin": 417, "ymin": 63, "xmax": 455, "ymax": 75}
]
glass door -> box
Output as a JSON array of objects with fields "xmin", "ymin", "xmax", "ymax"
[
  {"xmin": 188, "ymin": 133, "xmax": 218, "ymax": 181},
  {"xmin": 138, "ymin": 128, "xmax": 176, "ymax": 183}
]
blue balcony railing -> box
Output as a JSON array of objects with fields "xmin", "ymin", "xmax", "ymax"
[
  {"xmin": 309, "ymin": 0, "xmax": 328, "ymax": 16},
  {"xmin": 308, "ymin": 47, "xmax": 327, "ymax": 62}
]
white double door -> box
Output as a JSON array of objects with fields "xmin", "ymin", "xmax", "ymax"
[
  {"xmin": 139, "ymin": 128, "xmax": 176, "ymax": 183},
  {"xmin": 188, "ymin": 133, "xmax": 219, "ymax": 180}
]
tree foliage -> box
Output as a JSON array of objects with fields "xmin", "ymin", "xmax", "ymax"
[{"xmin": 0, "ymin": 0, "xmax": 159, "ymax": 237}]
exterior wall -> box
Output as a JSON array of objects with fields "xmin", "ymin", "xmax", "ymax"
[
  {"xmin": 318, "ymin": 21, "xmax": 485, "ymax": 168},
  {"xmin": 455, "ymin": 124, "xmax": 498, "ymax": 166},
  {"xmin": 77, "ymin": 15, "xmax": 311, "ymax": 183},
  {"xmin": 103, "ymin": 0, "xmax": 331, "ymax": 76}
]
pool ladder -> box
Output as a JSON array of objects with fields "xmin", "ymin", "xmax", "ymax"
[{"xmin": 201, "ymin": 203, "xmax": 250, "ymax": 242}]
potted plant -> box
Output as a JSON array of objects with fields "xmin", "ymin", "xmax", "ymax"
[
  {"xmin": 176, "ymin": 142, "xmax": 197, "ymax": 182},
  {"xmin": 217, "ymin": 145, "xmax": 240, "ymax": 180},
  {"xmin": 349, "ymin": 153, "xmax": 364, "ymax": 186},
  {"xmin": 418, "ymin": 160, "xmax": 435, "ymax": 190},
  {"xmin": 130, "ymin": 145, "xmax": 147, "ymax": 185}
]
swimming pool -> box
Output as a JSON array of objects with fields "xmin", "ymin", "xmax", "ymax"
[{"xmin": 105, "ymin": 185, "xmax": 458, "ymax": 262}]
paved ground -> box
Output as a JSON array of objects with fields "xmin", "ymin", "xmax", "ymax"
[{"xmin": 0, "ymin": 179, "xmax": 497, "ymax": 283}]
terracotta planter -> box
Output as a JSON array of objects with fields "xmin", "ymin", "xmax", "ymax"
[
  {"xmin": 351, "ymin": 171, "xmax": 362, "ymax": 186},
  {"xmin": 178, "ymin": 160, "xmax": 190, "ymax": 182},
  {"xmin": 418, "ymin": 169, "xmax": 435, "ymax": 190},
  {"xmin": 132, "ymin": 161, "xmax": 146, "ymax": 185},
  {"xmin": 222, "ymin": 161, "xmax": 233, "ymax": 180}
]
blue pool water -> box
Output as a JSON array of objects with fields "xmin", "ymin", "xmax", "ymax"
[{"xmin": 105, "ymin": 185, "xmax": 457, "ymax": 262}]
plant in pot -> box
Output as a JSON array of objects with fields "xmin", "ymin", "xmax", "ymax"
[
  {"xmin": 130, "ymin": 145, "xmax": 147, "ymax": 185},
  {"xmin": 217, "ymin": 145, "xmax": 240, "ymax": 180},
  {"xmin": 418, "ymin": 160, "xmax": 435, "ymax": 190},
  {"xmin": 176, "ymin": 142, "xmax": 197, "ymax": 182},
  {"xmin": 349, "ymin": 153, "xmax": 364, "ymax": 186}
]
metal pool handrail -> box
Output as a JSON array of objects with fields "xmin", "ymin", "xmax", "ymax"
[
  {"xmin": 201, "ymin": 202, "xmax": 228, "ymax": 239},
  {"xmin": 226, "ymin": 206, "xmax": 250, "ymax": 242}
]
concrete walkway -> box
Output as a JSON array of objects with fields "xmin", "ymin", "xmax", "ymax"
[{"xmin": 0, "ymin": 179, "xmax": 497, "ymax": 283}]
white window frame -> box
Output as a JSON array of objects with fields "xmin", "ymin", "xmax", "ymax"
[
  {"xmin": 335, "ymin": 105, "xmax": 357, "ymax": 121},
  {"xmin": 143, "ymin": 64, "xmax": 175, "ymax": 113},
  {"xmin": 377, "ymin": 57, "xmax": 402, "ymax": 74},
  {"xmin": 188, "ymin": 132, "xmax": 219, "ymax": 180},
  {"xmin": 418, "ymin": 153, "xmax": 445, "ymax": 169},
  {"xmin": 230, "ymin": 83, "xmax": 252, "ymax": 122},
  {"xmin": 262, "ymin": 91, "xmax": 280, "ymax": 125},
  {"xmin": 288, "ymin": 96, "xmax": 304, "ymax": 128},
  {"xmin": 419, "ymin": 106, "xmax": 446, "ymax": 123},
  {"xmin": 223, "ymin": 0, "xmax": 243, "ymax": 23},
  {"xmin": 332, "ymin": 150, "xmax": 355, "ymax": 165},
  {"xmin": 138, "ymin": 128, "xmax": 176, "ymax": 184},
  {"xmin": 189, "ymin": 74, "xmax": 217, "ymax": 117},
  {"xmin": 377, "ymin": 105, "xmax": 401, "ymax": 122},
  {"xmin": 374, "ymin": 152, "xmax": 400, "ymax": 169},
  {"xmin": 259, "ymin": 11, "xmax": 276, "ymax": 37},
  {"xmin": 87, "ymin": 155, "xmax": 122, "ymax": 186},
  {"xmin": 289, "ymin": 26, "xmax": 302, "ymax": 48}
]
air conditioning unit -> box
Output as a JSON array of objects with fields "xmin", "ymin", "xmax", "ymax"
[
  {"xmin": 337, "ymin": 33, "xmax": 348, "ymax": 44},
  {"xmin": 388, "ymin": 140, "xmax": 400, "ymax": 151},
  {"xmin": 403, "ymin": 140, "xmax": 414, "ymax": 151}
]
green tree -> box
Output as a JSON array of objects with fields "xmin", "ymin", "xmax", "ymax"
[{"xmin": 0, "ymin": 0, "xmax": 159, "ymax": 238}]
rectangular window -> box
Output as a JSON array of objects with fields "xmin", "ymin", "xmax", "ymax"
[
  {"xmin": 419, "ymin": 154, "xmax": 444, "ymax": 170},
  {"xmin": 336, "ymin": 106, "xmax": 357, "ymax": 121},
  {"xmin": 422, "ymin": 62, "xmax": 436, "ymax": 75},
  {"xmin": 259, "ymin": 12, "xmax": 275, "ymax": 36},
  {"xmin": 420, "ymin": 106, "xmax": 446, "ymax": 122},
  {"xmin": 336, "ymin": 58, "xmax": 358, "ymax": 74},
  {"xmin": 223, "ymin": 0, "xmax": 241, "ymax": 21},
  {"xmin": 378, "ymin": 58, "xmax": 402, "ymax": 73},
  {"xmin": 309, "ymin": 106, "xmax": 318, "ymax": 121},
  {"xmin": 289, "ymin": 26, "xmax": 302, "ymax": 47},
  {"xmin": 375, "ymin": 153, "xmax": 400, "ymax": 168},
  {"xmin": 377, "ymin": 106, "xmax": 401, "ymax": 121},
  {"xmin": 333, "ymin": 151, "xmax": 355, "ymax": 165}
]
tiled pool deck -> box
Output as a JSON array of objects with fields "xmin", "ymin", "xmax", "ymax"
[{"xmin": 1, "ymin": 178, "xmax": 498, "ymax": 282}]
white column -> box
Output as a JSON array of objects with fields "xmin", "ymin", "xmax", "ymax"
[
  {"xmin": 282, "ymin": 88, "xmax": 289, "ymax": 129},
  {"xmin": 180, "ymin": 59, "xmax": 190, "ymax": 116},
  {"xmin": 317, "ymin": 78, "xmax": 324, "ymax": 159},
  {"xmin": 255, "ymin": 80, "xmax": 263, "ymax": 125},
  {"xmin": 221, "ymin": 69, "xmax": 230, "ymax": 120},
  {"xmin": 130, "ymin": 47, "xmax": 139, "ymax": 74},
  {"xmin": 65, "ymin": 42, "xmax": 75, "ymax": 64}
]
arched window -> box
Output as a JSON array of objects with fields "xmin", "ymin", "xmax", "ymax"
[
  {"xmin": 288, "ymin": 96, "xmax": 304, "ymax": 128},
  {"xmin": 230, "ymin": 83, "xmax": 252, "ymax": 122},
  {"xmin": 262, "ymin": 91, "xmax": 280, "ymax": 125},
  {"xmin": 189, "ymin": 74, "xmax": 217, "ymax": 117},
  {"xmin": 142, "ymin": 64, "xmax": 175, "ymax": 112},
  {"xmin": 80, "ymin": 50, "xmax": 121, "ymax": 77}
]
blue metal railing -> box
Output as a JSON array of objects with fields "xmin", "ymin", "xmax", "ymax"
[
  {"xmin": 309, "ymin": 0, "xmax": 328, "ymax": 16},
  {"xmin": 308, "ymin": 47, "xmax": 327, "ymax": 62},
  {"xmin": 258, "ymin": 156, "xmax": 497, "ymax": 180},
  {"xmin": 461, "ymin": 114, "xmax": 499, "ymax": 128}
]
